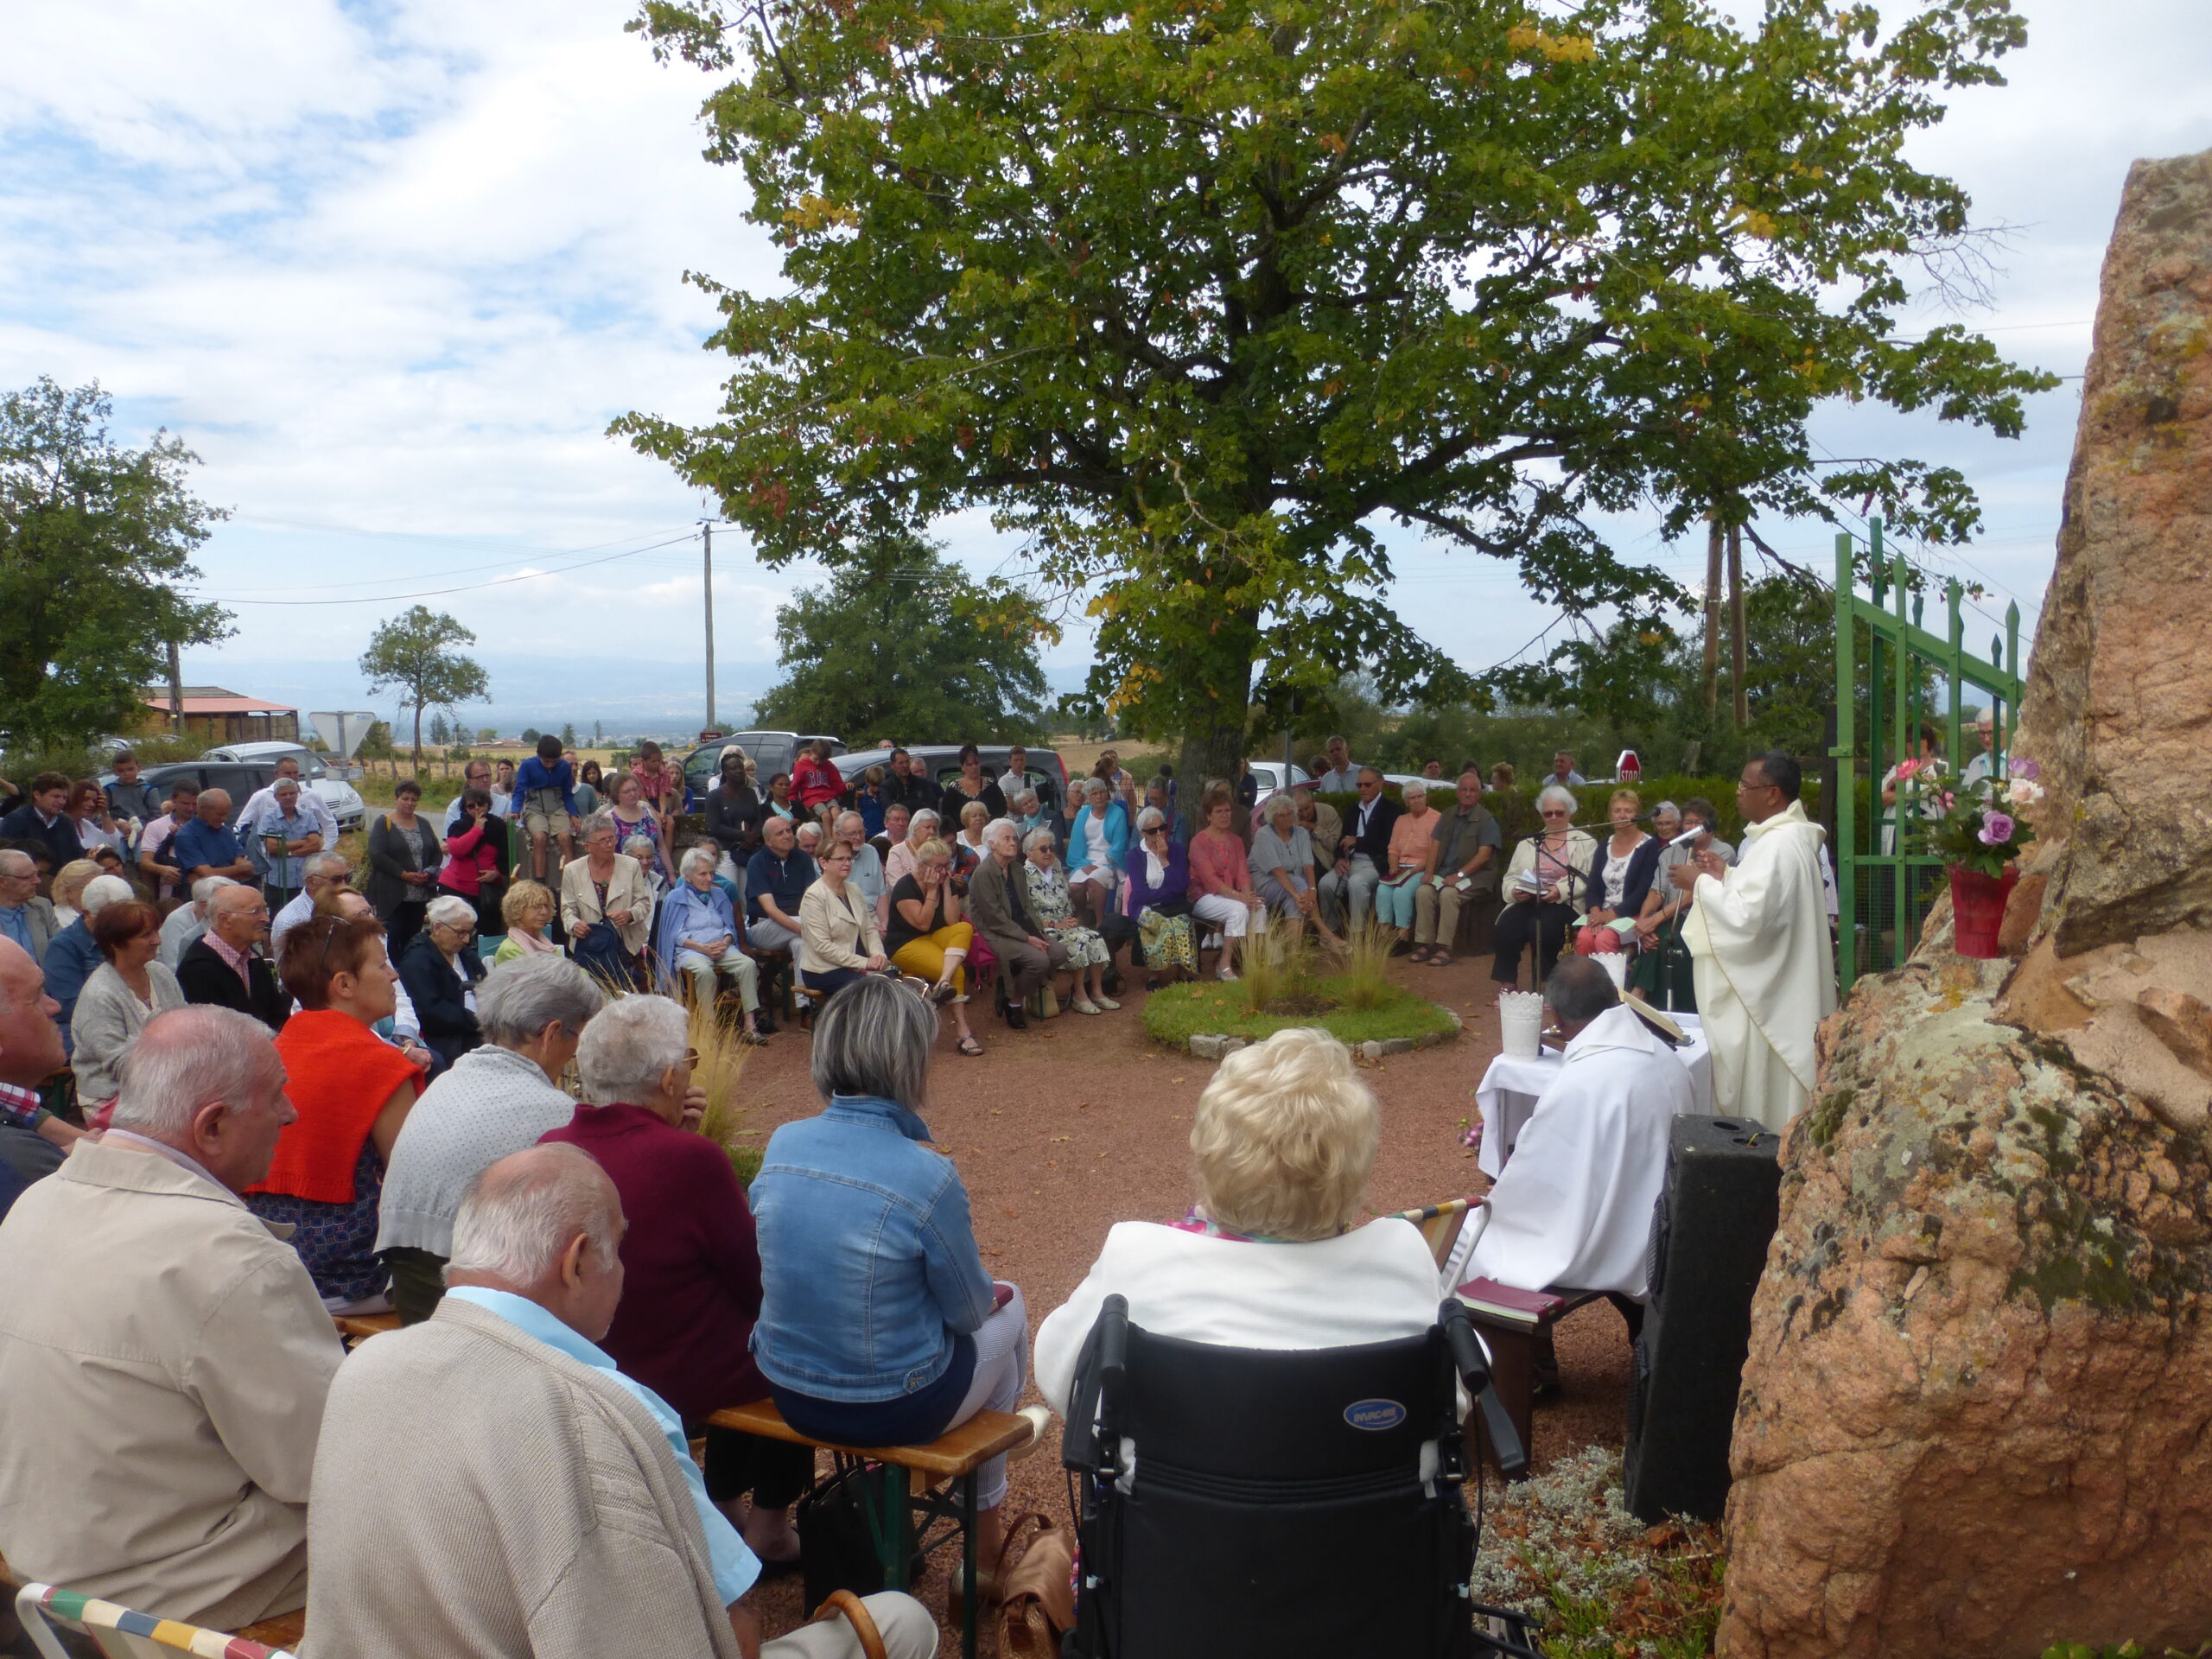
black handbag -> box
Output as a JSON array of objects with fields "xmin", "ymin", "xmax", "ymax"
[{"xmin": 798, "ymin": 1462, "xmax": 887, "ymax": 1613}]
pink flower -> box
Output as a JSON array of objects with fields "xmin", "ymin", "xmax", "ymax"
[
  {"xmin": 1978, "ymin": 811, "xmax": 2015, "ymax": 846},
  {"xmin": 1938, "ymin": 791, "xmax": 1955, "ymax": 811},
  {"xmin": 2009, "ymin": 756, "xmax": 2040, "ymax": 781},
  {"xmin": 1897, "ymin": 758, "xmax": 1921, "ymax": 779}
]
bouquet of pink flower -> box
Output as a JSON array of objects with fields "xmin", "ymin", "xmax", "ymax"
[{"xmin": 1928, "ymin": 755, "xmax": 2040, "ymax": 876}]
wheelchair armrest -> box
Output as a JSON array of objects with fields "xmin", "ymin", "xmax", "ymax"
[
  {"xmin": 1060, "ymin": 1294, "xmax": 1129, "ymax": 1475},
  {"xmin": 1441, "ymin": 1299, "xmax": 1527, "ymax": 1479}
]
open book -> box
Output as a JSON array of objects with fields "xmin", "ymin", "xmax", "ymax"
[{"xmin": 1621, "ymin": 990, "xmax": 1687, "ymax": 1046}]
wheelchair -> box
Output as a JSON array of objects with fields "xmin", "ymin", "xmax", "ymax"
[{"xmin": 1058, "ymin": 1294, "xmax": 1546, "ymax": 1658}]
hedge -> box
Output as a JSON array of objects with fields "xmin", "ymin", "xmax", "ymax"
[{"xmin": 1313, "ymin": 774, "xmax": 1827, "ymax": 849}]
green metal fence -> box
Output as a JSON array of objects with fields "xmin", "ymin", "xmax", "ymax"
[{"xmin": 1831, "ymin": 521, "xmax": 2023, "ymax": 995}]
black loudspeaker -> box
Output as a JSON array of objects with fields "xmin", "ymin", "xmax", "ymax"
[{"xmin": 1622, "ymin": 1114, "xmax": 1783, "ymax": 1522}]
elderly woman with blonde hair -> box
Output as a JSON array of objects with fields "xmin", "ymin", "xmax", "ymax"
[{"xmin": 1033, "ymin": 1027, "xmax": 1445, "ymax": 1416}]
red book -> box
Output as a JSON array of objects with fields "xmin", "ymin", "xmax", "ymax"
[{"xmin": 1456, "ymin": 1277, "xmax": 1569, "ymax": 1327}]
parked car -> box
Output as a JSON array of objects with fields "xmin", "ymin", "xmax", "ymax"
[
  {"xmin": 110, "ymin": 761, "xmax": 282, "ymax": 830},
  {"xmin": 199, "ymin": 741, "xmax": 367, "ymax": 830},
  {"xmin": 833, "ymin": 745, "xmax": 1071, "ymax": 817},
  {"xmin": 680, "ymin": 731, "xmax": 844, "ymax": 801},
  {"xmin": 1246, "ymin": 760, "xmax": 1313, "ymax": 798}
]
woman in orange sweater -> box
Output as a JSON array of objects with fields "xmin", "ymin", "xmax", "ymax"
[
  {"xmin": 1376, "ymin": 780, "xmax": 1440, "ymax": 946},
  {"xmin": 245, "ymin": 912, "xmax": 424, "ymax": 1311}
]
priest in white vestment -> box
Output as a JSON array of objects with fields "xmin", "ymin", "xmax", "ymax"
[
  {"xmin": 1460, "ymin": 957, "xmax": 1694, "ymax": 1312},
  {"xmin": 1677, "ymin": 751, "xmax": 1838, "ymax": 1135}
]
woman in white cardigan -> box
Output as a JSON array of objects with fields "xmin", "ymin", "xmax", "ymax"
[
  {"xmin": 70, "ymin": 898, "xmax": 185, "ymax": 1110},
  {"xmin": 561, "ymin": 812, "xmax": 655, "ymax": 988},
  {"xmin": 1033, "ymin": 1026, "xmax": 1441, "ymax": 1418},
  {"xmin": 798, "ymin": 840, "xmax": 887, "ymax": 1000}
]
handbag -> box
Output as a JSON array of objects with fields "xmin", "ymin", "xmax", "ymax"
[
  {"xmin": 996, "ymin": 1512, "xmax": 1077, "ymax": 1654},
  {"xmin": 807, "ymin": 1590, "xmax": 890, "ymax": 1659},
  {"xmin": 798, "ymin": 1462, "xmax": 887, "ymax": 1613}
]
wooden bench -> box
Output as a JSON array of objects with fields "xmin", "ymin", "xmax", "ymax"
[
  {"xmin": 707, "ymin": 1399, "xmax": 1033, "ymax": 1659},
  {"xmin": 332, "ymin": 1312, "xmax": 402, "ymax": 1346}
]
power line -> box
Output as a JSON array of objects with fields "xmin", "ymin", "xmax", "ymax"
[
  {"xmin": 210, "ymin": 520, "xmax": 702, "ymax": 591},
  {"xmin": 198, "ymin": 532, "xmax": 701, "ymax": 607}
]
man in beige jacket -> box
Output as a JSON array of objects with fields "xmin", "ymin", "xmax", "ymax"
[
  {"xmin": 307, "ymin": 1143, "xmax": 935, "ymax": 1659},
  {"xmin": 0, "ymin": 1004, "xmax": 342, "ymax": 1628}
]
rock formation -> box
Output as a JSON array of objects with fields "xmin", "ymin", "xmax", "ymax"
[{"xmin": 1717, "ymin": 150, "xmax": 2212, "ymax": 1658}]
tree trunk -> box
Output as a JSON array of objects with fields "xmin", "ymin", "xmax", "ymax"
[
  {"xmin": 1702, "ymin": 513, "xmax": 1723, "ymax": 717},
  {"xmin": 410, "ymin": 702, "xmax": 424, "ymax": 777},
  {"xmin": 1174, "ymin": 632, "xmax": 1257, "ymax": 836},
  {"xmin": 1728, "ymin": 520, "xmax": 1749, "ymax": 727}
]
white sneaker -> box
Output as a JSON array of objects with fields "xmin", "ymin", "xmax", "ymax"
[
  {"xmin": 1093, "ymin": 994, "xmax": 1121, "ymax": 1011},
  {"xmin": 1072, "ymin": 998, "xmax": 1102, "ymax": 1015},
  {"xmin": 1202, "ymin": 931, "xmax": 1224, "ymax": 950},
  {"xmin": 1217, "ymin": 967, "xmax": 1239, "ymax": 982}
]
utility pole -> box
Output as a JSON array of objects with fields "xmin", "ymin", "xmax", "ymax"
[
  {"xmin": 166, "ymin": 639, "xmax": 185, "ymax": 736},
  {"xmin": 700, "ymin": 521, "xmax": 717, "ymax": 730},
  {"xmin": 1701, "ymin": 512, "xmax": 1723, "ymax": 717},
  {"xmin": 1727, "ymin": 521, "xmax": 1749, "ymax": 727}
]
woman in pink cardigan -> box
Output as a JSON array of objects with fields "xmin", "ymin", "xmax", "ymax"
[{"xmin": 1186, "ymin": 784, "xmax": 1268, "ymax": 981}]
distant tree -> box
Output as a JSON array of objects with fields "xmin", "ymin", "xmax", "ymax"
[
  {"xmin": 592, "ymin": 719, "xmax": 605, "ymax": 745},
  {"xmin": 428, "ymin": 712, "xmax": 451, "ymax": 747},
  {"xmin": 753, "ymin": 534, "xmax": 1048, "ymax": 742},
  {"xmin": 358, "ymin": 607, "xmax": 491, "ymax": 772},
  {"xmin": 477, "ymin": 727, "xmax": 499, "ymax": 743},
  {"xmin": 559, "ymin": 721, "xmax": 578, "ymax": 747},
  {"xmin": 357, "ymin": 720, "xmax": 394, "ymax": 760},
  {"xmin": 520, "ymin": 727, "xmax": 541, "ymax": 745},
  {"xmin": 0, "ymin": 377, "xmax": 234, "ymax": 747}
]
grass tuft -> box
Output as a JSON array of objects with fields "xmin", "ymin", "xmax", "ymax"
[
  {"xmin": 1240, "ymin": 918, "xmax": 1321, "ymax": 1014},
  {"xmin": 1334, "ymin": 920, "xmax": 1399, "ymax": 1011}
]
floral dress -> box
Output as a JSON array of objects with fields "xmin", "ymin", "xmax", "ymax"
[{"xmin": 1024, "ymin": 860, "xmax": 1109, "ymax": 968}]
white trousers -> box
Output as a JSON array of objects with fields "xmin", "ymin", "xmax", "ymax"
[
  {"xmin": 947, "ymin": 1286, "xmax": 1028, "ymax": 1510},
  {"xmin": 1193, "ymin": 891, "xmax": 1267, "ymax": 939},
  {"xmin": 761, "ymin": 1591, "xmax": 939, "ymax": 1658}
]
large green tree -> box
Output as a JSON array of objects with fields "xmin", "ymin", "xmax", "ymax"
[
  {"xmin": 359, "ymin": 607, "xmax": 492, "ymax": 773},
  {"xmin": 0, "ymin": 378, "xmax": 232, "ymax": 747},
  {"xmin": 753, "ymin": 535, "xmax": 1049, "ymax": 741},
  {"xmin": 619, "ymin": 0, "xmax": 2052, "ymax": 788}
]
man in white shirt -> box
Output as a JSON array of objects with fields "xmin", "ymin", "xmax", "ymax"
[
  {"xmin": 238, "ymin": 755, "xmax": 339, "ymax": 845},
  {"xmin": 1459, "ymin": 957, "xmax": 1692, "ymax": 1330},
  {"xmin": 1678, "ymin": 751, "xmax": 1837, "ymax": 1134},
  {"xmin": 160, "ymin": 876, "xmax": 234, "ymax": 969},
  {"xmin": 270, "ymin": 852, "xmax": 354, "ymax": 949},
  {"xmin": 1313, "ymin": 735, "xmax": 1362, "ymax": 794},
  {"xmin": 1548, "ymin": 751, "xmax": 1588, "ymax": 788},
  {"xmin": 1960, "ymin": 709, "xmax": 1999, "ymax": 791},
  {"xmin": 996, "ymin": 744, "xmax": 1032, "ymax": 802}
]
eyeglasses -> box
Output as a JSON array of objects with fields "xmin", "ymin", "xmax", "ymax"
[
  {"xmin": 683, "ymin": 1047, "xmax": 700, "ymax": 1070},
  {"xmin": 1540, "ymin": 809, "xmax": 1571, "ymax": 820}
]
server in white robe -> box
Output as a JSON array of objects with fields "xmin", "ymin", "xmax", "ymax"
[
  {"xmin": 1677, "ymin": 751, "xmax": 1838, "ymax": 1135},
  {"xmin": 1460, "ymin": 957, "xmax": 1694, "ymax": 1310}
]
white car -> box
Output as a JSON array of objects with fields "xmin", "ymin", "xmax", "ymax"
[
  {"xmin": 199, "ymin": 741, "xmax": 367, "ymax": 831},
  {"xmin": 1246, "ymin": 760, "xmax": 1313, "ymax": 798}
]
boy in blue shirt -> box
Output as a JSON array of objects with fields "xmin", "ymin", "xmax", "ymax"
[{"xmin": 510, "ymin": 734, "xmax": 579, "ymax": 884}]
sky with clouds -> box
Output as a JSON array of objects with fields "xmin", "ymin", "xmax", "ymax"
[{"xmin": 4, "ymin": 1, "xmax": 2210, "ymax": 736}]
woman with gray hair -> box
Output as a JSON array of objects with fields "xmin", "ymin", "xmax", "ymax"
[
  {"xmin": 1250, "ymin": 791, "xmax": 1332, "ymax": 938},
  {"xmin": 750, "ymin": 976, "xmax": 1048, "ymax": 1576},
  {"xmin": 542, "ymin": 995, "xmax": 810, "ymax": 1565},
  {"xmin": 562, "ymin": 810, "xmax": 652, "ymax": 988},
  {"xmin": 398, "ymin": 892, "xmax": 486, "ymax": 1075},
  {"xmin": 376, "ymin": 953, "xmax": 606, "ymax": 1323},
  {"xmin": 1021, "ymin": 826, "xmax": 1114, "ymax": 1014},
  {"xmin": 1492, "ymin": 784, "xmax": 1598, "ymax": 988}
]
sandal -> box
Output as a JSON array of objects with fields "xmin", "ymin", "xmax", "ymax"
[
  {"xmin": 957, "ymin": 1035, "xmax": 984, "ymax": 1057},
  {"xmin": 1427, "ymin": 952, "xmax": 1454, "ymax": 968}
]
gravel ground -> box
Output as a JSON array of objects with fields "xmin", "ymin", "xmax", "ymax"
[{"xmin": 739, "ymin": 950, "xmax": 1634, "ymax": 1649}]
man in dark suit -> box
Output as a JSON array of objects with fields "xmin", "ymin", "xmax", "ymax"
[
  {"xmin": 1319, "ymin": 766, "xmax": 1403, "ymax": 932},
  {"xmin": 175, "ymin": 886, "xmax": 289, "ymax": 1033},
  {"xmin": 0, "ymin": 773, "xmax": 83, "ymax": 877}
]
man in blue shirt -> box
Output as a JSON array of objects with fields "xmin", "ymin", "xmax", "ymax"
[
  {"xmin": 302, "ymin": 1143, "xmax": 936, "ymax": 1659},
  {"xmin": 0, "ymin": 772, "xmax": 81, "ymax": 874},
  {"xmin": 171, "ymin": 790, "xmax": 255, "ymax": 885},
  {"xmin": 744, "ymin": 817, "xmax": 816, "ymax": 960}
]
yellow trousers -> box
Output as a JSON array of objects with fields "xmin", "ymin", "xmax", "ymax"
[{"xmin": 892, "ymin": 922, "xmax": 973, "ymax": 995}]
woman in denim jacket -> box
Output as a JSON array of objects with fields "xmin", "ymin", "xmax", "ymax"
[{"xmin": 750, "ymin": 976, "xmax": 1046, "ymax": 1570}]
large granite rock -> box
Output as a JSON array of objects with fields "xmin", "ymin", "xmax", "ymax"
[{"xmin": 1718, "ymin": 149, "xmax": 2212, "ymax": 1659}]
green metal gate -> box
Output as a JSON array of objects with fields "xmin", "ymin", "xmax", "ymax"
[{"xmin": 1831, "ymin": 521, "xmax": 2024, "ymax": 995}]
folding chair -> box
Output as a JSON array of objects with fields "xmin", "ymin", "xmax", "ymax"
[
  {"xmin": 1059, "ymin": 1294, "xmax": 1538, "ymax": 1659},
  {"xmin": 15, "ymin": 1581, "xmax": 298, "ymax": 1659}
]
